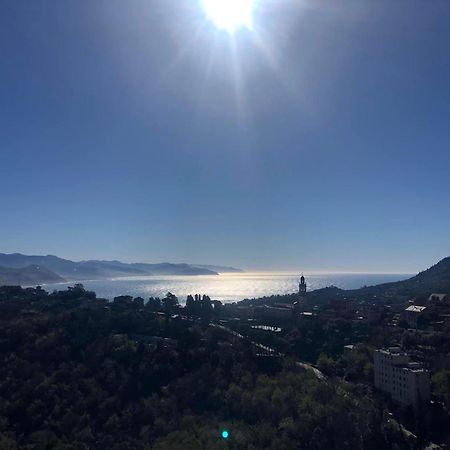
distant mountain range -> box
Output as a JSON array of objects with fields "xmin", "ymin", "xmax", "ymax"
[
  {"xmin": 193, "ymin": 264, "xmax": 243, "ymax": 273},
  {"xmin": 0, "ymin": 253, "xmax": 243, "ymax": 286},
  {"xmin": 0, "ymin": 265, "xmax": 65, "ymax": 286}
]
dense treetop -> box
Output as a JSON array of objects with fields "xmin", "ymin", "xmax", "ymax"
[{"xmin": 0, "ymin": 285, "xmax": 412, "ymax": 449}]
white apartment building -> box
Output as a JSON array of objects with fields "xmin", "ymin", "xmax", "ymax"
[
  {"xmin": 374, "ymin": 347, "xmax": 430, "ymax": 408},
  {"xmin": 404, "ymin": 305, "xmax": 427, "ymax": 328}
]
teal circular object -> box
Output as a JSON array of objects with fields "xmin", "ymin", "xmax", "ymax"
[{"xmin": 221, "ymin": 430, "xmax": 229, "ymax": 439}]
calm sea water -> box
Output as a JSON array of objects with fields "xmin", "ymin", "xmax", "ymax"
[{"xmin": 42, "ymin": 272, "xmax": 412, "ymax": 304}]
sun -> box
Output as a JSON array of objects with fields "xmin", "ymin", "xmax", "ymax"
[{"xmin": 202, "ymin": 0, "xmax": 256, "ymax": 32}]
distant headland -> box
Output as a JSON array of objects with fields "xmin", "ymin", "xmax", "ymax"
[{"xmin": 0, "ymin": 253, "xmax": 243, "ymax": 286}]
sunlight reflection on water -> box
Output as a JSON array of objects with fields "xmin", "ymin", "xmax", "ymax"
[{"xmin": 43, "ymin": 272, "xmax": 411, "ymax": 303}]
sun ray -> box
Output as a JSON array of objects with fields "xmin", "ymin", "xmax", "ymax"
[
  {"xmin": 160, "ymin": 22, "xmax": 207, "ymax": 80},
  {"xmin": 229, "ymin": 36, "xmax": 251, "ymax": 127}
]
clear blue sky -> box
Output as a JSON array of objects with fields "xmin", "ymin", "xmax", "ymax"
[{"xmin": 1, "ymin": 0, "xmax": 449, "ymax": 272}]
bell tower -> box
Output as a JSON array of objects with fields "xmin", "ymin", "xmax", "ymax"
[
  {"xmin": 294, "ymin": 274, "xmax": 308, "ymax": 315},
  {"xmin": 299, "ymin": 274, "xmax": 307, "ymax": 298}
]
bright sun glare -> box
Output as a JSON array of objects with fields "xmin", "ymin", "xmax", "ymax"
[{"xmin": 202, "ymin": 0, "xmax": 256, "ymax": 32}]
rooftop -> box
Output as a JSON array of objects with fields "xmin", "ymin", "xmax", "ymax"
[
  {"xmin": 405, "ymin": 305, "xmax": 427, "ymax": 313},
  {"xmin": 428, "ymin": 293, "xmax": 447, "ymax": 301}
]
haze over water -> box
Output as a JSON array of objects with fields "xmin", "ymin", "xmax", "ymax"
[{"xmin": 43, "ymin": 272, "xmax": 412, "ymax": 303}]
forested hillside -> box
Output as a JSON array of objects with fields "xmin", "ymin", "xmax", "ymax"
[{"xmin": 0, "ymin": 286, "xmax": 409, "ymax": 450}]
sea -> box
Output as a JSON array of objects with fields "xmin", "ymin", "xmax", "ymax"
[{"xmin": 41, "ymin": 272, "xmax": 412, "ymax": 304}]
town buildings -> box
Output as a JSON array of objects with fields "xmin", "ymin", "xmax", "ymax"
[
  {"xmin": 374, "ymin": 347, "xmax": 430, "ymax": 408},
  {"xmin": 428, "ymin": 293, "xmax": 448, "ymax": 305},
  {"xmin": 404, "ymin": 305, "xmax": 427, "ymax": 328}
]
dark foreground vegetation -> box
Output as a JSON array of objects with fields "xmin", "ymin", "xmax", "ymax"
[{"xmin": 0, "ymin": 285, "xmax": 419, "ymax": 449}]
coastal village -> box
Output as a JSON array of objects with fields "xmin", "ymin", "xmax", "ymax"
[
  {"xmin": 4, "ymin": 272, "xmax": 449, "ymax": 412},
  {"xmin": 1, "ymin": 259, "xmax": 450, "ymax": 448},
  {"xmin": 106, "ymin": 265, "xmax": 450, "ymax": 442},
  {"xmin": 183, "ymin": 274, "xmax": 448, "ymax": 410}
]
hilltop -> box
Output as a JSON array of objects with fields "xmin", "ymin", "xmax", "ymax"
[
  {"xmin": 312, "ymin": 258, "xmax": 450, "ymax": 303},
  {"xmin": 345, "ymin": 257, "xmax": 450, "ymax": 300}
]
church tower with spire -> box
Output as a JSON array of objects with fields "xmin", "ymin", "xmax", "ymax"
[
  {"xmin": 299, "ymin": 274, "xmax": 307, "ymax": 298},
  {"xmin": 294, "ymin": 274, "xmax": 308, "ymax": 315}
]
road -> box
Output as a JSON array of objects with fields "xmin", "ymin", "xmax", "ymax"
[{"xmin": 210, "ymin": 322, "xmax": 326, "ymax": 381}]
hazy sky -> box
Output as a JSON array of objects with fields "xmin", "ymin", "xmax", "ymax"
[{"xmin": 1, "ymin": 0, "xmax": 450, "ymax": 272}]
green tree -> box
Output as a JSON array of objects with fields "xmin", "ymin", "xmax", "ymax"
[
  {"xmin": 432, "ymin": 370, "xmax": 450, "ymax": 408},
  {"xmin": 147, "ymin": 297, "xmax": 161, "ymax": 312},
  {"xmin": 162, "ymin": 292, "xmax": 179, "ymax": 316}
]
